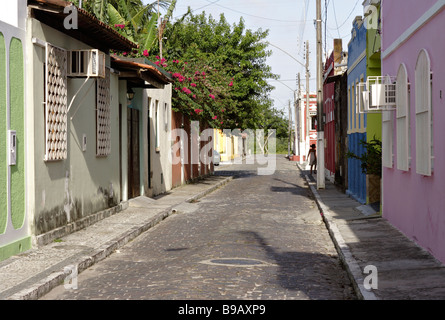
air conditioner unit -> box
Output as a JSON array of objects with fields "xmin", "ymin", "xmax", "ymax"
[
  {"xmin": 357, "ymin": 76, "xmax": 396, "ymax": 113},
  {"xmin": 368, "ymin": 76, "xmax": 396, "ymax": 110},
  {"xmin": 68, "ymin": 49, "xmax": 106, "ymax": 78}
]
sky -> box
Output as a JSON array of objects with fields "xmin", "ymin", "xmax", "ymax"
[{"xmin": 146, "ymin": 0, "xmax": 365, "ymax": 116}]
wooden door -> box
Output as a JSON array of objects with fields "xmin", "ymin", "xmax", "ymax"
[{"xmin": 127, "ymin": 107, "xmax": 140, "ymax": 198}]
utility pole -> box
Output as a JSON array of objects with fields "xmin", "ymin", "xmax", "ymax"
[
  {"xmin": 288, "ymin": 100, "xmax": 291, "ymax": 158},
  {"xmin": 305, "ymin": 41, "xmax": 310, "ymax": 141},
  {"xmin": 295, "ymin": 73, "xmax": 301, "ymax": 160},
  {"xmin": 316, "ymin": 0, "xmax": 325, "ymax": 189}
]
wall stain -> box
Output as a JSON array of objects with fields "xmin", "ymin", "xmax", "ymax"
[{"xmin": 35, "ymin": 186, "xmax": 119, "ymax": 236}]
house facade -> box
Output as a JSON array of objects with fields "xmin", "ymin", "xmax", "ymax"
[
  {"xmin": 364, "ymin": 0, "xmax": 382, "ymax": 205},
  {"xmin": 295, "ymin": 91, "xmax": 317, "ymax": 164},
  {"xmin": 0, "ymin": 0, "xmax": 30, "ymax": 260},
  {"xmin": 323, "ymin": 39, "xmax": 348, "ymax": 189},
  {"xmin": 347, "ymin": 16, "xmax": 367, "ymax": 204},
  {"xmin": 109, "ymin": 57, "xmax": 173, "ymax": 198},
  {"xmin": 171, "ymin": 111, "xmax": 216, "ymax": 189},
  {"xmin": 26, "ymin": 0, "xmax": 140, "ymax": 247},
  {"xmin": 381, "ymin": 0, "xmax": 445, "ymax": 263}
]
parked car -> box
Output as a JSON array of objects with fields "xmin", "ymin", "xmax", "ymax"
[{"xmin": 213, "ymin": 150, "xmax": 221, "ymax": 166}]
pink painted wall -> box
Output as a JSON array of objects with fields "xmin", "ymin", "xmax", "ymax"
[
  {"xmin": 381, "ymin": 1, "xmax": 445, "ymax": 263},
  {"xmin": 381, "ymin": 0, "xmax": 438, "ymax": 47}
]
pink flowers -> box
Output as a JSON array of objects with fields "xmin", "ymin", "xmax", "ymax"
[
  {"xmin": 143, "ymin": 50, "xmax": 149, "ymax": 57},
  {"xmin": 182, "ymin": 87, "xmax": 192, "ymax": 95},
  {"xmin": 190, "ymin": 83, "xmax": 197, "ymax": 87},
  {"xmin": 229, "ymin": 81, "xmax": 233, "ymax": 87},
  {"xmin": 212, "ymin": 116, "xmax": 217, "ymax": 120},
  {"xmin": 209, "ymin": 94, "xmax": 215, "ymax": 99},
  {"xmin": 114, "ymin": 24, "xmax": 125, "ymax": 29},
  {"xmin": 172, "ymin": 73, "xmax": 186, "ymax": 82},
  {"xmin": 194, "ymin": 109, "xmax": 203, "ymax": 114}
]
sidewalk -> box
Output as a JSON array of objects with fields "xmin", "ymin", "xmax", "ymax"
[
  {"xmin": 0, "ymin": 175, "xmax": 233, "ymax": 300},
  {"xmin": 297, "ymin": 163, "xmax": 445, "ymax": 300}
]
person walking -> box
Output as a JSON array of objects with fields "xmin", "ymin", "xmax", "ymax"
[{"xmin": 307, "ymin": 144, "xmax": 317, "ymax": 175}]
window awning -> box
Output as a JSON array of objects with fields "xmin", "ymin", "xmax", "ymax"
[
  {"xmin": 111, "ymin": 56, "xmax": 173, "ymax": 89},
  {"xmin": 28, "ymin": 0, "xmax": 138, "ymax": 52}
]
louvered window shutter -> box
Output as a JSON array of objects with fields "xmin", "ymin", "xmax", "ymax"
[
  {"xmin": 396, "ymin": 64, "xmax": 410, "ymax": 171},
  {"xmin": 415, "ymin": 50, "xmax": 432, "ymax": 176},
  {"xmin": 382, "ymin": 104, "xmax": 393, "ymax": 168}
]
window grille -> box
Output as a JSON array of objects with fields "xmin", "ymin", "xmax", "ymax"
[
  {"xmin": 44, "ymin": 43, "xmax": 68, "ymax": 161},
  {"xmin": 96, "ymin": 68, "xmax": 111, "ymax": 156}
]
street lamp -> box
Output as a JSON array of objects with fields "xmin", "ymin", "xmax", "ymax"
[{"xmin": 127, "ymin": 88, "xmax": 135, "ymax": 101}]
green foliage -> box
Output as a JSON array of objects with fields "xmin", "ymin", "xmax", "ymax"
[
  {"xmin": 151, "ymin": 47, "xmax": 234, "ymax": 129},
  {"xmin": 74, "ymin": 0, "xmax": 176, "ymax": 55},
  {"xmin": 77, "ymin": 2, "xmax": 286, "ymax": 136},
  {"xmin": 346, "ymin": 137, "xmax": 382, "ymax": 177},
  {"xmin": 155, "ymin": 11, "xmax": 279, "ymax": 130}
]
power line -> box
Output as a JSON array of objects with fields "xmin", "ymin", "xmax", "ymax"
[
  {"xmin": 204, "ymin": 0, "xmax": 307, "ymax": 23},
  {"xmin": 173, "ymin": 0, "xmax": 221, "ymax": 19},
  {"xmin": 331, "ymin": 0, "xmax": 342, "ymax": 38},
  {"xmin": 328, "ymin": 0, "xmax": 360, "ymax": 31},
  {"xmin": 265, "ymin": 42, "xmax": 306, "ymax": 69}
]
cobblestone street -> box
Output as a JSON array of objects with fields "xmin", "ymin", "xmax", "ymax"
[{"xmin": 41, "ymin": 156, "xmax": 356, "ymax": 300}]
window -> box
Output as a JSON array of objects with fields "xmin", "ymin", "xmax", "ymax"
[
  {"xmin": 415, "ymin": 49, "xmax": 433, "ymax": 176},
  {"xmin": 348, "ymin": 87, "xmax": 351, "ymax": 131},
  {"xmin": 96, "ymin": 68, "xmax": 111, "ymax": 156},
  {"xmin": 44, "ymin": 43, "xmax": 68, "ymax": 161},
  {"xmin": 164, "ymin": 102, "xmax": 169, "ymax": 132},
  {"xmin": 382, "ymin": 105, "xmax": 393, "ymax": 168},
  {"xmin": 352, "ymin": 84, "xmax": 356, "ymax": 130},
  {"xmin": 396, "ymin": 64, "xmax": 410, "ymax": 171}
]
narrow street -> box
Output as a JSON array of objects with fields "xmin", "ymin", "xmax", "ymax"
[{"xmin": 41, "ymin": 156, "xmax": 356, "ymax": 300}]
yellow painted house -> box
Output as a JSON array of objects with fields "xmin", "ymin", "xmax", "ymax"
[{"xmin": 213, "ymin": 129, "xmax": 242, "ymax": 162}]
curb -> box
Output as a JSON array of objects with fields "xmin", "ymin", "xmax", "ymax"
[
  {"xmin": 6, "ymin": 176, "xmax": 233, "ymax": 300},
  {"xmin": 186, "ymin": 176, "xmax": 234, "ymax": 203},
  {"xmin": 296, "ymin": 164, "xmax": 378, "ymax": 300}
]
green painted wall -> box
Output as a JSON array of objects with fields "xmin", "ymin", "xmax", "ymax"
[
  {"xmin": 366, "ymin": 4, "xmax": 382, "ymax": 143},
  {"xmin": 0, "ymin": 33, "xmax": 6, "ymax": 234},
  {"xmin": 0, "ymin": 237, "xmax": 31, "ymax": 261},
  {"xmin": 9, "ymin": 37, "xmax": 25, "ymax": 230}
]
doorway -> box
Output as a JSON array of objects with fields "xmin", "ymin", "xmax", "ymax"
[{"xmin": 127, "ymin": 107, "xmax": 140, "ymax": 199}]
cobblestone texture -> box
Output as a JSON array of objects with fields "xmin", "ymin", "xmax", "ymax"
[{"xmin": 41, "ymin": 157, "xmax": 356, "ymax": 300}]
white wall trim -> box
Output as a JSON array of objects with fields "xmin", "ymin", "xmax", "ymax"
[{"xmin": 382, "ymin": 0, "xmax": 445, "ymax": 59}]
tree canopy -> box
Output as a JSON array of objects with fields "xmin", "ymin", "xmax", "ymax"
[
  {"xmin": 151, "ymin": 11, "xmax": 280, "ymax": 130},
  {"xmin": 76, "ymin": 2, "xmax": 288, "ymax": 138}
]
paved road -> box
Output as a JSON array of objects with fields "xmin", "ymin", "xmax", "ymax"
[{"xmin": 41, "ymin": 156, "xmax": 356, "ymax": 300}]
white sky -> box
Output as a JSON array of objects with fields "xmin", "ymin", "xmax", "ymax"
[{"xmin": 146, "ymin": 0, "xmax": 365, "ymax": 115}]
